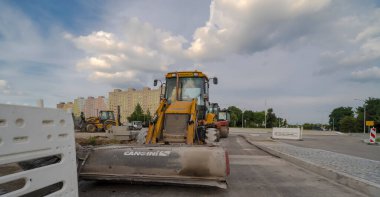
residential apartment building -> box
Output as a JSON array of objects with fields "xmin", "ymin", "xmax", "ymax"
[
  {"xmin": 84, "ymin": 96, "xmax": 108, "ymax": 118},
  {"xmin": 72, "ymin": 97, "xmax": 85, "ymax": 117},
  {"xmin": 57, "ymin": 96, "xmax": 108, "ymax": 118},
  {"xmin": 57, "ymin": 102, "xmax": 73, "ymax": 113},
  {"xmin": 109, "ymin": 87, "xmax": 161, "ymax": 123},
  {"xmin": 56, "ymin": 102, "xmax": 65, "ymax": 109}
]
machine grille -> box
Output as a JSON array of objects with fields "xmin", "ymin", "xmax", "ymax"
[{"xmin": 164, "ymin": 114, "xmax": 189, "ymax": 135}]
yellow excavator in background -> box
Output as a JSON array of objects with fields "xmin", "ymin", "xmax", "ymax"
[
  {"xmin": 84, "ymin": 110, "xmax": 117, "ymax": 132},
  {"xmin": 78, "ymin": 71, "xmax": 230, "ymax": 188}
]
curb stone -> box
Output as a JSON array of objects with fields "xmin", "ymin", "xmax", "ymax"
[{"xmin": 240, "ymin": 134, "xmax": 380, "ymax": 197}]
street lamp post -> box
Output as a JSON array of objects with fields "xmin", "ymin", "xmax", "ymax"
[
  {"xmin": 355, "ymin": 99, "xmax": 366, "ymax": 134},
  {"xmin": 332, "ymin": 118, "xmax": 335, "ymax": 131},
  {"xmin": 264, "ymin": 99, "xmax": 267, "ymax": 128},
  {"xmin": 264, "ymin": 110, "xmax": 267, "ymax": 128},
  {"xmin": 242, "ymin": 111, "xmax": 244, "ymax": 128},
  {"xmin": 363, "ymin": 106, "xmax": 366, "ymax": 134}
]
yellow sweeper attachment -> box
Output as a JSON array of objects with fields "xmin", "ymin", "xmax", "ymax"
[{"xmin": 77, "ymin": 71, "xmax": 230, "ymax": 188}]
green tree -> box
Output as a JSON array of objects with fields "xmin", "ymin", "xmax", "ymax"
[
  {"xmin": 266, "ymin": 108, "xmax": 277, "ymax": 128},
  {"xmin": 356, "ymin": 98, "xmax": 380, "ymax": 132},
  {"xmin": 365, "ymin": 98, "xmax": 380, "ymax": 122},
  {"xmin": 277, "ymin": 117, "xmax": 285, "ymax": 127},
  {"xmin": 253, "ymin": 111, "xmax": 265, "ymax": 127},
  {"xmin": 144, "ymin": 109, "xmax": 152, "ymax": 123},
  {"xmin": 228, "ymin": 106, "xmax": 242, "ymax": 127},
  {"xmin": 127, "ymin": 103, "xmax": 144, "ymax": 122},
  {"xmin": 329, "ymin": 107, "xmax": 354, "ymax": 131},
  {"xmin": 303, "ymin": 123, "xmax": 313, "ymax": 130},
  {"xmin": 243, "ymin": 110, "xmax": 255, "ymax": 127},
  {"xmin": 339, "ymin": 116, "xmax": 359, "ymax": 133},
  {"xmin": 302, "ymin": 123, "xmax": 324, "ymax": 130},
  {"xmin": 226, "ymin": 106, "xmax": 284, "ymax": 128}
]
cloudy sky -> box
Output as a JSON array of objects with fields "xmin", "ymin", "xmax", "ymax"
[{"xmin": 1, "ymin": 0, "xmax": 380, "ymax": 124}]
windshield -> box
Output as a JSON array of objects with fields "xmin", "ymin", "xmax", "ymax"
[
  {"xmin": 100, "ymin": 111, "xmax": 114, "ymax": 120},
  {"xmin": 210, "ymin": 103, "xmax": 219, "ymax": 114},
  {"xmin": 165, "ymin": 77, "xmax": 205, "ymax": 105},
  {"xmin": 218, "ymin": 111, "xmax": 227, "ymax": 120},
  {"xmin": 218, "ymin": 111, "xmax": 230, "ymax": 121}
]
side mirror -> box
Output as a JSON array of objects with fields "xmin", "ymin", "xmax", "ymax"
[
  {"xmin": 154, "ymin": 79, "xmax": 158, "ymax": 86},
  {"xmin": 213, "ymin": 77, "xmax": 218, "ymax": 85}
]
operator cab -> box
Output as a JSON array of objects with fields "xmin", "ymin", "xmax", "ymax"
[
  {"xmin": 209, "ymin": 103, "xmax": 220, "ymax": 114},
  {"xmin": 99, "ymin": 111, "xmax": 115, "ymax": 122},
  {"xmin": 158, "ymin": 71, "xmax": 217, "ymax": 119},
  {"xmin": 163, "ymin": 72, "xmax": 217, "ymax": 103},
  {"xmin": 218, "ymin": 110, "xmax": 231, "ymax": 121}
]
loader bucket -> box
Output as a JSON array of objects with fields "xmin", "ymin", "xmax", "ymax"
[{"xmin": 78, "ymin": 145, "xmax": 229, "ymax": 188}]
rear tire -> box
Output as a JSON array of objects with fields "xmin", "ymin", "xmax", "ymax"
[
  {"xmin": 220, "ymin": 126, "xmax": 229, "ymax": 138},
  {"xmin": 86, "ymin": 124, "xmax": 96, "ymax": 133}
]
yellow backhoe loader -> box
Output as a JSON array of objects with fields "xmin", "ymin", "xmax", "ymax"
[
  {"xmin": 84, "ymin": 110, "xmax": 117, "ymax": 132},
  {"xmin": 77, "ymin": 71, "xmax": 230, "ymax": 188}
]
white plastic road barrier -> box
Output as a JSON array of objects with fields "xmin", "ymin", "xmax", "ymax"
[
  {"xmin": 272, "ymin": 127, "xmax": 302, "ymax": 140},
  {"xmin": 0, "ymin": 104, "xmax": 78, "ymax": 196},
  {"xmin": 369, "ymin": 127, "xmax": 376, "ymax": 144}
]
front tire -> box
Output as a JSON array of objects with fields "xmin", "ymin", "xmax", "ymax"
[
  {"xmin": 205, "ymin": 128, "xmax": 220, "ymax": 144},
  {"xmin": 86, "ymin": 124, "xmax": 96, "ymax": 132},
  {"xmin": 220, "ymin": 126, "xmax": 229, "ymax": 138}
]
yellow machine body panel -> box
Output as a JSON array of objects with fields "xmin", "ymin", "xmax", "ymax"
[
  {"xmin": 205, "ymin": 113, "xmax": 216, "ymax": 125},
  {"xmin": 186, "ymin": 99, "xmax": 197, "ymax": 144},
  {"xmin": 146, "ymin": 70, "xmax": 211, "ymax": 145},
  {"xmin": 165, "ymin": 101, "xmax": 193, "ymax": 114}
]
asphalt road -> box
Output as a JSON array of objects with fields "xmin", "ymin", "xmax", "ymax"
[
  {"xmin": 229, "ymin": 128, "xmax": 380, "ymax": 161},
  {"xmin": 279, "ymin": 134, "xmax": 380, "ymax": 161},
  {"xmin": 78, "ymin": 134, "xmax": 365, "ymax": 197}
]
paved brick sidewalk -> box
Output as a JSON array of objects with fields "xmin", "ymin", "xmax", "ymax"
[{"xmin": 249, "ymin": 139, "xmax": 380, "ymax": 186}]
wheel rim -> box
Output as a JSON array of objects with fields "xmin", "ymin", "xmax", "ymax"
[{"xmin": 87, "ymin": 125, "xmax": 95, "ymax": 132}]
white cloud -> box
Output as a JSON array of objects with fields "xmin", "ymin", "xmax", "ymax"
[
  {"xmin": 65, "ymin": 31, "xmax": 125, "ymax": 54},
  {"xmin": 340, "ymin": 27, "xmax": 380, "ymax": 66},
  {"xmin": 0, "ymin": 79, "xmax": 11, "ymax": 94},
  {"xmin": 355, "ymin": 26, "xmax": 380, "ymax": 42},
  {"xmin": 318, "ymin": 7, "xmax": 380, "ymax": 74},
  {"xmin": 66, "ymin": 17, "xmax": 190, "ymax": 85},
  {"xmin": 88, "ymin": 70, "xmax": 139, "ymax": 83},
  {"xmin": 0, "ymin": 1, "xmax": 104, "ymax": 107},
  {"xmin": 186, "ymin": 0, "xmax": 331, "ymax": 60},
  {"xmin": 3, "ymin": 0, "xmax": 380, "ymax": 123},
  {"xmin": 351, "ymin": 66, "xmax": 380, "ymax": 80},
  {"xmin": 0, "ymin": 79, "xmax": 8, "ymax": 89},
  {"xmin": 77, "ymin": 57, "xmax": 112, "ymax": 70},
  {"xmin": 69, "ymin": 0, "xmax": 336, "ymax": 85}
]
